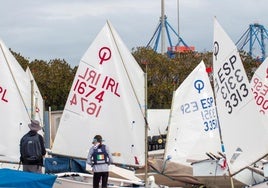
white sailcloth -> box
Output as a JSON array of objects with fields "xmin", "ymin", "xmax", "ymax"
[
  {"xmin": 164, "ymin": 61, "xmax": 221, "ymax": 166},
  {"xmin": 0, "ymin": 39, "xmax": 30, "ymax": 163},
  {"xmin": 147, "ymin": 109, "xmax": 169, "ymax": 137},
  {"xmin": 52, "ymin": 21, "xmax": 146, "ymax": 167},
  {"xmin": 25, "ymin": 67, "xmax": 44, "ymax": 125},
  {"xmin": 250, "ymin": 57, "xmax": 268, "ymax": 117},
  {"xmin": 213, "ymin": 18, "xmax": 268, "ymax": 175}
]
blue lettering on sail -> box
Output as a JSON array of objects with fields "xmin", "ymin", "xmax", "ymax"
[{"xmin": 180, "ymin": 97, "xmax": 218, "ymax": 132}]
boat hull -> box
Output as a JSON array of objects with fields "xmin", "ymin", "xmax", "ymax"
[
  {"xmin": 249, "ymin": 181, "xmax": 268, "ymax": 188},
  {"xmin": 53, "ymin": 172, "xmax": 144, "ymax": 188}
]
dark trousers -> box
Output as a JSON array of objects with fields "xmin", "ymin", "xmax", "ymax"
[
  {"xmin": 23, "ymin": 164, "xmax": 42, "ymax": 173},
  {"xmin": 93, "ymin": 171, "xmax": 109, "ymax": 188}
]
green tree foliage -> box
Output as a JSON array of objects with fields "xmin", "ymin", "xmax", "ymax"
[
  {"xmin": 133, "ymin": 47, "xmax": 212, "ymax": 108},
  {"xmin": 133, "ymin": 47, "xmax": 175, "ymax": 108},
  {"xmin": 239, "ymin": 51, "xmax": 262, "ymax": 80},
  {"xmin": 11, "ymin": 47, "xmax": 260, "ymax": 111},
  {"xmin": 10, "ymin": 50, "xmax": 30, "ymax": 69},
  {"xmin": 11, "ymin": 49, "xmax": 75, "ymax": 110},
  {"xmin": 132, "ymin": 47, "xmax": 260, "ymax": 109},
  {"xmin": 44, "ymin": 59, "xmax": 74, "ymax": 110},
  {"xmin": 27, "ymin": 59, "xmax": 74, "ymax": 110}
]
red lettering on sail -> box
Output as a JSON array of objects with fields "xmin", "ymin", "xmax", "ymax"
[
  {"xmin": 252, "ymin": 77, "xmax": 268, "ymax": 114},
  {"xmin": 78, "ymin": 68, "xmax": 101, "ymax": 85},
  {"xmin": 70, "ymin": 66, "xmax": 120, "ymax": 118},
  {"xmin": 102, "ymin": 77, "xmax": 120, "ymax": 97},
  {"xmin": 0, "ymin": 86, "xmax": 8, "ymax": 103}
]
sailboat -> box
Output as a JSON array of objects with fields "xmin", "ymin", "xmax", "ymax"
[
  {"xmin": 251, "ymin": 57, "xmax": 268, "ymax": 119},
  {"xmin": 0, "ymin": 39, "xmax": 56, "ymax": 187},
  {"xmin": 164, "ymin": 60, "xmax": 221, "ymax": 165},
  {"xmin": 0, "ymin": 40, "xmax": 45, "ymax": 167},
  {"xmin": 244, "ymin": 57, "xmax": 268, "ymax": 187},
  {"xmin": 0, "ymin": 39, "xmax": 30, "ymax": 166},
  {"xmin": 212, "ymin": 17, "xmax": 268, "ymax": 186},
  {"xmin": 48, "ymin": 21, "xmax": 147, "ymax": 187},
  {"xmin": 148, "ymin": 61, "xmax": 221, "ymax": 187}
]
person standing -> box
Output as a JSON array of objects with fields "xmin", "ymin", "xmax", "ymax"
[
  {"xmin": 20, "ymin": 119, "xmax": 46, "ymax": 173},
  {"xmin": 87, "ymin": 135, "xmax": 113, "ymax": 188}
]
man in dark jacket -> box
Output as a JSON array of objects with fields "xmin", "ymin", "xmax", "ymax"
[{"xmin": 20, "ymin": 119, "xmax": 46, "ymax": 173}]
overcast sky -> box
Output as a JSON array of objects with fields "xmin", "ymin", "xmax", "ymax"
[{"xmin": 0, "ymin": 0, "xmax": 267, "ymax": 67}]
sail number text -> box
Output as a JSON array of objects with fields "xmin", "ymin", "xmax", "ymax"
[
  {"xmin": 214, "ymin": 55, "xmax": 249, "ymax": 114},
  {"xmin": 69, "ymin": 67, "xmax": 120, "ymax": 118},
  {"xmin": 181, "ymin": 97, "xmax": 218, "ymax": 131},
  {"xmin": 252, "ymin": 77, "xmax": 268, "ymax": 114}
]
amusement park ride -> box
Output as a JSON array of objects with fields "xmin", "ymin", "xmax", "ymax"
[
  {"xmin": 147, "ymin": 0, "xmax": 268, "ymax": 62},
  {"xmin": 146, "ymin": 0, "xmax": 195, "ymax": 58}
]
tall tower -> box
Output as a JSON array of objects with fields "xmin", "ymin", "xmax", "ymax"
[
  {"xmin": 160, "ymin": 0, "xmax": 166, "ymax": 54},
  {"xmin": 236, "ymin": 23, "xmax": 268, "ymax": 62}
]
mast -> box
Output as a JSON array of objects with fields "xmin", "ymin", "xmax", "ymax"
[
  {"xmin": 177, "ymin": 0, "xmax": 180, "ymax": 44},
  {"xmin": 161, "ymin": 0, "xmax": 166, "ymax": 54},
  {"xmin": 144, "ymin": 65, "xmax": 148, "ymax": 188},
  {"xmin": 177, "ymin": 0, "xmax": 180, "ymax": 58},
  {"xmin": 30, "ymin": 79, "xmax": 34, "ymax": 119}
]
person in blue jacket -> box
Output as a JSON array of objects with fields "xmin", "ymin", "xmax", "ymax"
[{"xmin": 87, "ymin": 135, "xmax": 113, "ymax": 188}]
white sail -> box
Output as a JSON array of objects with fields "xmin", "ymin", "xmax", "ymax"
[
  {"xmin": 251, "ymin": 57, "xmax": 268, "ymax": 117},
  {"xmin": 213, "ymin": 18, "xmax": 268, "ymax": 175},
  {"xmin": 0, "ymin": 39, "xmax": 30, "ymax": 163},
  {"xmin": 52, "ymin": 21, "xmax": 146, "ymax": 167},
  {"xmin": 147, "ymin": 109, "xmax": 169, "ymax": 137},
  {"xmin": 25, "ymin": 67, "xmax": 44, "ymax": 125},
  {"xmin": 164, "ymin": 61, "xmax": 221, "ymax": 166}
]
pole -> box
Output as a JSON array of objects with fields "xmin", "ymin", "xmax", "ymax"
[
  {"xmin": 177, "ymin": 0, "xmax": 180, "ymax": 58},
  {"xmin": 161, "ymin": 0, "xmax": 165, "ymax": 54},
  {"xmin": 144, "ymin": 63, "xmax": 148, "ymax": 188},
  {"xmin": 49, "ymin": 106, "xmax": 52, "ymax": 148},
  {"xmin": 30, "ymin": 79, "xmax": 34, "ymax": 119},
  {"xmin": 215, "ymin": 107, "xmax": 234, "ymax": 188},
  {"xmin": 177, "ymin": 0, "xmax": 180, "ymax": 44}
]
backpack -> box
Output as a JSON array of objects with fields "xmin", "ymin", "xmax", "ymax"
[
  {"xmin": 91, "ymin": 145, "xmax": 109, "ymax": 165},
  {"xmin": 21, "ymin": 134, "xmax": 42, "ymax": 162}
]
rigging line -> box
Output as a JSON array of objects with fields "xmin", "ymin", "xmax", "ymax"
[
  {"xmin": 0, "ymin": 42, "xmax": 31, "ymax": 120},
  {"xmin": 107, "ymin": 21, "xmax": 146, "ymax": 120}
]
